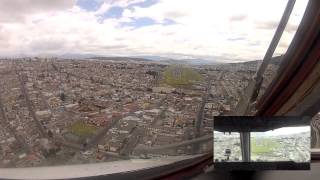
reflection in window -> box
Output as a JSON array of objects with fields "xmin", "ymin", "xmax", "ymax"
[
  {"xmin": 214, "ymin": 131, "xmax": 242, "ymax": 162},
  {"xmin": 251, "ymin": 126, "xmax": 310, "ymax": 162}
]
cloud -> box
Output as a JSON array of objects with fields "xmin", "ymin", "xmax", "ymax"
[
  {"xmin": 29, "ymin": 39, "xmax": 66, "ymax": 52},
  {"xmin": 285, "ymin": 23, "xmax": 299, "ymax": 33},
  {"xmin": 0, "ymin": 26, "xmax": 11, "ymax": 48},
  {"xmin": 88, "ymin": 0, "xmax": 146, "ymax": 14},
  {"xmin": 255, "ymin": 21, "xmax": 279, "ymax": 30},
  {"xmin": 0, "ymin": 0, "xmax": 310, "ymax": 62},
  {"xmin": 0, "ymin": 0, "xmax": 76, "ymax": 23},
  {"xmin": 95, "ymin": 2, "xmax": 112, "ymax": 15},
  {"xmin": 164, "ymin": 11, "xmax": 188, "ymax": 19},
  {"xmin": 227, "ymin": 37, "xmax": 246, "ymax": 41},
  {"xmin": 229, "ymin": 14, "xmax": 248, "ymax": 22},
  {"xmin": 102, "ymin": 44, "xmax": 128, "ymax": 49},
  {"xmin": 278, "ymin": 41, "xmax": 289, "ymax": 48}
]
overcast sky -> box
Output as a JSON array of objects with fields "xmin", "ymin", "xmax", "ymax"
[
  {"xmin": 263, "ymin": 126, "xmax": 310, "ymax": 136},
  {"xmin": 0, "ymin": 0, "xmax": 309, "ymax": 62},
  {"xmin": 214, "ymin": 126, "xmax": 310, "ymax": 136}
]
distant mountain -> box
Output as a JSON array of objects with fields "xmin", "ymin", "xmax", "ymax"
[
  {"xmin": 88, "ymin": 55, "xmax": 217, "ymax": 65},
  {"xmin": 58, "ymin": 53, "xmax": 100, "ymax": 59},
  {"xmin": 132, "ymin": 56, "xmax": 171, "ymax": 61},
  {"xmin": 180, "ymin": 59, "xmax": 217, "ymax": 65},
  {"xmin": 57, "ymin": 54, "xmax": 168, "ymax": 61},
  {"xmin": 9, "ymin": 53, "xmax": 281, "ymax": 66},
  {"xmin": 89, "ymin": 56, "xmax": 152, "ymax": 62},
  {"xmin": 1, "ymin": 53, "xmax": 283, "ymax": 66},
  {"xmin": 5, "ymin": 52, "xmax": 217, "ymax": 65},
  {"xmin": 131, "ymin": 56, "xmax": 217, "ymax": 64},
  {"xmin": 230, "ymin": 55, "xmax": 283, "ymax": 66}
]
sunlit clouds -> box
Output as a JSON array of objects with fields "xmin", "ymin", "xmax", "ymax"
[{"xmin": 0, "ymin": 0, "xmax": 309, "ymax": 62}]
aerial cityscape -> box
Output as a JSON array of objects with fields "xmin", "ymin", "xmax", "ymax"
[
  {"xmin": 0, "ymin": 56, "xmax": 279, "ymax": 167},
  {"xmin": 214, "ymin": 130, "xmax": 310, "ymax": 162},
  {"xmin": 213, "ymin": 132, "xmax": 242, "ymax": 162},
  {"xmin": 1, "ymin": 2, "xmax": 319, "ymax": 179}
]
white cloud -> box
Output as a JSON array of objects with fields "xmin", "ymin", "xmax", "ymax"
[
  {"xmin": 95, "ymin": 2, "xmax": 112, "ymax": 15},
  {"xmin": 0, "ymin": 0, "xmax": 76, "ymax": 23},
  {"xmin": 95, "ymin": 0, "xmax": 146, "ymax": 15},
  {"xmin": 0, "ymin": 0, "xmax": 309, "ymax": 62},
  {"xmin": 263, "ymin": 126, "xmax": 310, "ymax": 136}
]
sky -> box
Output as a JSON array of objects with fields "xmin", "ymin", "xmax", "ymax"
[
  {"xmin": 214, "ymin": 126, "xmax": 310, "ymax": 136},
  {"xmin": 0, "ymin": 0, "xmax": 309, "ymax": 62},
  {"xmin": 259, "ymin": 126, "xmax": 310, "ymax": 136}
]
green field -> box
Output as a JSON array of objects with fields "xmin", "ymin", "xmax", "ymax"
[
  {"xmin": 251, "ymin": 138, "xmax": 280, "ymax": 154},
  {"xmin": 163, "ymin": 65, "xmax": 203, "ymax": 87},
  {"xmin": 69, "ymin": 121, "xmax": 97, "ymax": 137}
]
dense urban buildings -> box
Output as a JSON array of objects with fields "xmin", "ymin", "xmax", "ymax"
[
  {"xmin": 0, "ymin": 57, "xmax": 281, "ymax": 167},
  {"xmin": 214, "ymin": 131, "xmax": 310, "ymax": 162}
]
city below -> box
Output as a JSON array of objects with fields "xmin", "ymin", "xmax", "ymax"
[
  {"xmin": 214, "ymin": 131, "xmax": 310, "ymax": 162},
  {"xmin": 0, "ymin": 56, "xmax": 278, "ymax": 167}
]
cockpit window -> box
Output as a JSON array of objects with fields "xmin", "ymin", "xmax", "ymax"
[{"xmin": 0, "ymin": 0, "xmax": 310, "ymax": 170}]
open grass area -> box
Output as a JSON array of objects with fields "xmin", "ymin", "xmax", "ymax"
[
  {"xmin": 163, "ymin": 65, "xmax": 203, "ymax": 87},
  {"xmin": 251, "ymin": 138, "xmax": 280, "ymax": 154},
  {"xmin": 69, "ymin": 121, "xmax": 97, "ymax": 137}
]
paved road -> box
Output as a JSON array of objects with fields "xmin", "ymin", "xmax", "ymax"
[
  {"xmin": 84, "ymin": 117, "xmax": 121, "ymax": 150},
  {"xmin": 119, "ymin": 127, "xmax": 143, "ymax": 156},
  {"xmin": 134, "ymin": 135, "xmax": 212, "ymax": 154},
  {"xmin": 14, "ymin": 63, "xmax": 47, "ymax": 138},
  {"xmin": 151, "ymin": 97, "xmax": 167, "ymax": 127},
  {"xmin": 193, "ymin": 78, "xmax": 212, "ymax": 153},
  {"xmin": 0, "ymin": 91, "xmax": 31, "ymax": 152}
]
